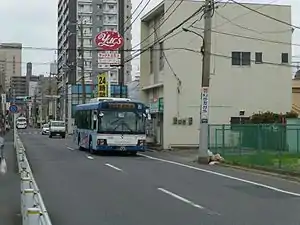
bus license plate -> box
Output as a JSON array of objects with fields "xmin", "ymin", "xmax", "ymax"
[{"xmin": 120, "ymin": 146, "xmax": 126, "ymax": 151}]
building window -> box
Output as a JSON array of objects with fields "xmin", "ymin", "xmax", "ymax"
[
  {"xmin": 231, "ymin": 51, "xmax": 251, "ymax": 66},
  {"xmin": 159, "ymin": 42, "xmax": 164, "ymax": 70},
  {"xmin": 255, "ymin": 52, "xmax": 263, "ymax": 63},
  {"xmin": 97, "ymin": 15, "xmax": 102, "ymax": 21},
  {"xmin": 97, "ymin": 4, "xmax": 102, "ymax": 9},
  {"xmin": 12, "ymin": 56, "xmax": 16, "ymax": 74},
  {"xmin": 281, "ymin": 53, "xmax": 288, "ymax": 64},
  {"xmin": 150, "ymin": 46, "xmax": 154, "ymax": 73},
  {"xmin": 108, "ymin": 4, "xmax": 114, "ymax": 9},
  {"xmin": 96, "ymin": 27, "xmax": 101, "ymax": 32}
]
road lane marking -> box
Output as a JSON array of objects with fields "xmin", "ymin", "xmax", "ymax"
[
  {"xmin": 140, "ymin": 154, "xmax": 300, "ymax": 197},
  {"xmin": 86, "ymin": 155, "xmax": 94, "ymax": 160},
  {"xmin": 67, "ymin": 147, "xmax": 74, "ymax": 151},
  {"xmin": 105, "ymin": 163, "xmax": 123, "ymax": 171},
  {"xmin": 158, "ymin": 188, "xmax": 204, "ymax": 209}
]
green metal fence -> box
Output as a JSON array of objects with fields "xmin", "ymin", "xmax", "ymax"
[{"xmin": 208, "ymin": 124, "xmax": 300, "ymax": 173}]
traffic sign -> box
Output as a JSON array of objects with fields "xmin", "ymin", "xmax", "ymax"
[{"xmin": 9, "ymin": 105, "xmax": 18, "ymax": 113}]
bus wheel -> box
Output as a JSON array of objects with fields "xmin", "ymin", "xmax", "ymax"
[{"xmin": 89, "ymin": 139, "xmax": 95, "ymax": 154}]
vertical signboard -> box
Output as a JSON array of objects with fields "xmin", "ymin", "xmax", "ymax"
[
  {"xmin": 200, "ymin": 87, "xmax": 209, "ymax": 123},
  {"xmin": 97, "ymin": 72, "xmax": 110, "ymax": 97}
]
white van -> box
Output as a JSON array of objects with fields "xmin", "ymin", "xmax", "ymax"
[
  {"xmin": 16, "ymin": 117, "xmax": 27, "ymax": 129},
  {"xmin": 49, "ymin": 120, "xmax": 66, "ymax": 138}
]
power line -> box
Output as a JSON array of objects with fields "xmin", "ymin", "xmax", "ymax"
[
  {"xmin": 128, "ymin": 0, "xmax": 183, "ymax": 56},
  {"xmin": 191, "ymin": 25, "xmax": 299, "ymax": 47},
  {"xmin": 122, "ymin": 0, "xmax": 146, "ymax": 33},
  {"xmin": 124, "ymin": 0, "xmax": 152, "ymax": 33},
  {"xmin": 229, "ymin": 0, "xmax": 300, "ymax": 30},
  {"xmin": 211, "ymin": 0, "xmax": 280, "ymax": 30},
  {"xmin": 0, "ymin": 48, "xmax": 202, "ymax": 65},
  {"xmin": 124, "ymin": 5, "xmax": 206, "ymax": 64}
]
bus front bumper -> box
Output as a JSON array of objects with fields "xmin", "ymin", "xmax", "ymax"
[{"xmin": 95, "ymin": 145, "xmax": 146, "ymax": 152}]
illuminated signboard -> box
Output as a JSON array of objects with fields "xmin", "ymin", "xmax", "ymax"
[{"xmin": 97, "ymin": 73, "xmax": 108, "ymax": 97}]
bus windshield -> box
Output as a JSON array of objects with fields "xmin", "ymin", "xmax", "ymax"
[
  {"xmin": 99, "ymin": 111, "xmax": 145, "ymax": 134},
  {"xmin": 51, "ymin": 122, "xmax": 65, "ymax": 127}
]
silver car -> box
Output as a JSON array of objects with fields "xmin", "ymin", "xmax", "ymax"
[{"xmin": 41, "ymin": 124, "xmax": 50, "ymax": 135}]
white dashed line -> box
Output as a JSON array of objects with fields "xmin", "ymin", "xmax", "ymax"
[
  {"xmin": 86, "ymin": 155, "xmax": 94, "ymax": 160},
  {"xmin": 158, "ymin": 188, "xmax": 204, "ymax": 209},
  {"xmin": 139, "ymin": 154, "xmax": 300, "ymax": 197},
  {"xmin": 105, "ymin": 163, "xmax": 123, "ymax": 171},
  {"xmin": 67, "ymin": 147, "xmax": 74, "ymax": 151}
]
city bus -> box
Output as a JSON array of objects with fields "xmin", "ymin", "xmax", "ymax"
[{"xmin": 74, "ymin": 98, "xmax": 150, "ymax": 155}]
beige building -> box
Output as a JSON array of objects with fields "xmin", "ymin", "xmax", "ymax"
[
  {"xmin": 0, "ymin": 43, "xmax": 22, "ymax": 92},
  {"xmin": 140, "ymin": 1, "xmax": 293, "ymax": 149}
]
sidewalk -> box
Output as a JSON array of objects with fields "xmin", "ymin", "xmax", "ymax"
[{"xmin": 0, "ymin": 132, "xmax": 21, "ymax": 225}]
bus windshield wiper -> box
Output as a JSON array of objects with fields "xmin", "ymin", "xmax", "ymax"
[{"xmin": 112, "ymin": 121, "xmax": 133, "ymax": 132}]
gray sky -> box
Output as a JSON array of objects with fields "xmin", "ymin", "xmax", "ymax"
[{"xmin": 0, "ymin": 0, "xmax": 299, "ymax": 75}]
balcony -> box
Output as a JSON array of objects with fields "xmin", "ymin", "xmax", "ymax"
[
  {"xmin": 103, "ymin": 19, "xmax": 117, "ymax": 26},
  {"xmin": 103, "ymin": 8, "xmax": 117, "ymax": 14},
  {"xmin": 103, "ymin": 0, "xmax": 117, "ymax": 3}
]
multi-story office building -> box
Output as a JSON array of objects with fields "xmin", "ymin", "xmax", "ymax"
[{"xmin": 0, "ymin": 43, "xmax": 22, "ymax": 92}]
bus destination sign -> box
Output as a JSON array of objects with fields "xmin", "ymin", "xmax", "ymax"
[{"xmin": 108, "ymin": 103, "xmax": 136, "ymax": 109}]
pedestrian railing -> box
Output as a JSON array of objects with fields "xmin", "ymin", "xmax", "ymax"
[{"xmin": 14, "ymin": 131, "xmax": 52, "ymax": 225}]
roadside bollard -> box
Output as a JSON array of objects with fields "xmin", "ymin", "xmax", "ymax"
[
  {"xmin": 22, "ymin": 189, "xmax": 35, "ymax": 225},
  {"xmin": 27, "ymin": 207, "xmax": 40, "ymax": 225},
  {"xmin": 21, "ymin": 176, "xmax": 31, "ymax": 191},
  {"xmin": 22, "ymin": 189, "xmax": 35, "ymax": 211},
  {"xmin": 19, "ymin": 151, "xmax": 24, "ymax": 162}
]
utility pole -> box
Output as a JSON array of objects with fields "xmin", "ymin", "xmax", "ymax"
[
  {"xmin": 48, "ymin": 73, "xmax": 52, "ymax": 121},
  {"xmin": 118, "ymin": 0, "xmax": 125, "ymax": 98},
  {"xmin": 198, "ymin": 0, "xmax": 213, "ymax": 163},
  {"xmin": 79, "ymin": 20, "xmax": 86, "ymax": 103}
]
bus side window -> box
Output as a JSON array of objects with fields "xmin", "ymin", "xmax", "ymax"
[{"xmin": 92, "ymin": 111, "xmax": 97, "ymax": 130}]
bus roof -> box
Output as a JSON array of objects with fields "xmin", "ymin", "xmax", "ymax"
[
  {"xmin": 75, "ymin": 99, "xmax": 146, "ymax": 111},
  {"xmin": 89, "ymin": 97, "xmax": 131, "ymax": 103}
]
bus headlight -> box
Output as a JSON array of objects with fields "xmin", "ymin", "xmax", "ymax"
[
  {"xmin": 137, "ymin": 140, "xmax": 145, "ymax": 146},
  {"xmin": 97, "ymin": 139, "xmax": 107, "ymax": 145}
]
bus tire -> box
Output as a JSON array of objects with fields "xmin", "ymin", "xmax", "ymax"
[{"xmin": 89, "ymin": 138, "xmax": 95, "ymax": 154}]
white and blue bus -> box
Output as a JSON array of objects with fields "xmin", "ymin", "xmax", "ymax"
[{"xmin": 74, "ymin": 98, "xmax": 150, "ymax": 155}]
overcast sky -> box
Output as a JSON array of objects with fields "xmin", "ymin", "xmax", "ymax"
[{"xmin": 0, "ymin": 0, "xmax": 299, "ymax": 75}]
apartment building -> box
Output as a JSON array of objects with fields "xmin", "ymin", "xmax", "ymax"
[
  {"xmin": 140, "ymin": 1, "xmax": 293, "ymax": 149},
  {"xmin": 10, "ymin": 76, "xmax": 26, "ymax": 97},
  {"xmin": 57, "ymin": 0, "xmax": 132, "ymax": 85},
  {"xmin": 0, "ymin": 43, "xmax": 22, "ymax": 92}
]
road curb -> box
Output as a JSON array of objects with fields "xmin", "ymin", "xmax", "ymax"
[{"xmin": 219, "ymin": 162, "xmax": 300, "ymax": 183}]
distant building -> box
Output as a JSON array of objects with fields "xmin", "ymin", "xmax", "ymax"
[
  {"xmin": 0, "ymin": 43, "xmax": 22, "ymax": 92},
  {"xmin": 10, "ymin": 76, "xmax": 26, "ymax": 97},
  {"xmin": 26, "ymin": 62, "xmax": 32, "ymax": 95},
  {"xmin": 34, "ymin": 75, "xmax": 58, "ymax": 124}
]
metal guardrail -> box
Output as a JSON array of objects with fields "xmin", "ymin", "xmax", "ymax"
[{"xmin": 14, "ymin": 130, "xmax": 52, "ymax": 225}]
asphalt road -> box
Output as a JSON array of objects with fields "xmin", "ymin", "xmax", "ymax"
[
  {"xmin": 0, "ymin": 132, "xmax": 21, "ymax": 225},
  {"xmin": 19, "ymin": 128, "xmax": 300, "ymax": 225}
]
